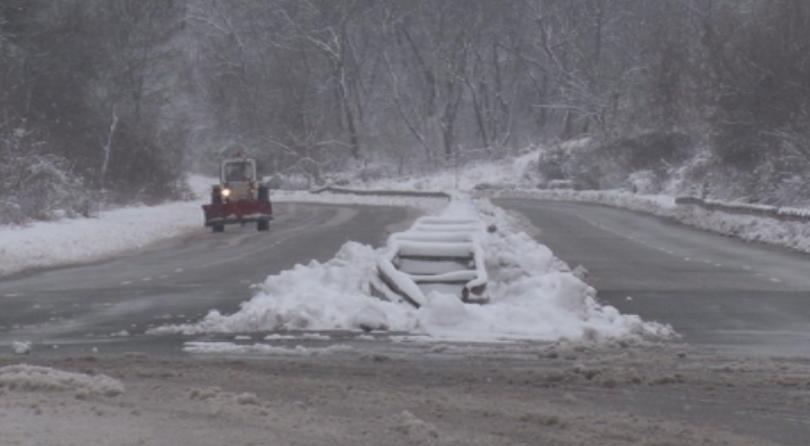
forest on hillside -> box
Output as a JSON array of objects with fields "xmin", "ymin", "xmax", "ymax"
[{"xmin": 2, "ymin": 0, "xmax": 810, "ymax": 223}]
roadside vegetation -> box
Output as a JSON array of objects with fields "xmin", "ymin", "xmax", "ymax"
[{"xmin": 2, "ymin": 1, "xmax": 809, "ymax": 223}]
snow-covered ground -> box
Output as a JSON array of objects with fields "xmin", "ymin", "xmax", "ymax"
[
  {"xmin": 0, "ymin": 176, "xmax": 211, "ymax": 277},
  {"xmin": 0, "ymin": 199, "xmax": 204, "ymax": 277},
  {"xmin": 365, "ymin": 149, "xmax": 542, "ymax": 192},
  {"xmin": 2, "ymin": 348, "xmax": 801, "ymax": 446},
  {"xmin": 156, "ymin": 197, "xmax": 673, "ymax": 344}
]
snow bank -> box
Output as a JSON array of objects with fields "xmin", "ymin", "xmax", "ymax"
[
  {"xmin": 0, "ymin": 175, "xmax": 214, "ymax": 277},
  {"xmin": 0, "ymin": 199, "xmax": 204, "ymax": 277},
  {"xmin": 495, "ymin": 189, "xmax": 810, "ymax": 254},
  {"xmin": 497, "ymin": 189, "xmax": 678, "ymax": 215},
  {"xmin": 675, "ymin": 205, "xmax": 810, "ymax": 253},
  {"xmin": 0, "ymin": 364, "xmax": 124, "ymax": 396},
  {"xmin": 157, "ymin": 199, "xmax": 673, "ymax": 343}
]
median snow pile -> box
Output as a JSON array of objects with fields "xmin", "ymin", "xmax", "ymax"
[
  {"xmin": 158, "ymin": 200, "xmax": 673, "ymax": 343},
  {"xmin": 0, "ymin": 364, "xmax": 124, "ymax": 397}
]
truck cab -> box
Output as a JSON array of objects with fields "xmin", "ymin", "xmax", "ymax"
[
  {"xmin": 202, "ymin": 158, "xmax": 272, "ymax": 232},
  {"xmin": 220, "ymin": 158, "xmax": 258, "ymax": 201}
]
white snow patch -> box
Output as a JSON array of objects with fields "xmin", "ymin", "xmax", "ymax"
[
  {"xmin": 301, "ymin": 333, "xmax": 331, "ymax": 340},
  {"xmin": 0, "ymin": 364, "xmax": 124, "ymax": 396},
  {"xmin": 183, "ymin": 342, "xmax": 355, "ymax": 356},
  {"xmin": 395, "ymin": 410, "xmax": 440, "ymax": 442},
  {"xmin": 263, "ymin": 334, "xmax": 297, "ymax": 341},
  {"xmin": 11, "ymin": 341, "xmax": 31, "ymax": 355}
]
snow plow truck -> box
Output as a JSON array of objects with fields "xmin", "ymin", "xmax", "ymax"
[{"xmin": 202, "ymin": 158, "xmax": 272, "ymax": 232}]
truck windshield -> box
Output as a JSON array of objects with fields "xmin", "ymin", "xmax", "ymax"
[{"xmin": 224, "ymin": 162, "xmax": 253, "ymax": 182}]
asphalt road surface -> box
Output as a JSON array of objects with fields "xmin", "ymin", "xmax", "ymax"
[
  {"xmin": 2, "ymin": 198, "xmax": 809, "ymax": 445},
  {"xmin": 496, "ymin": 198, "xmax": 810, "ymax": 356},
  {"xmin": 4, "ymin": 197, "xmax": 809, "ymax": 356},
  {"xmin": 0, "ymin": 202, "xmax": 415, "ymax": 346}
]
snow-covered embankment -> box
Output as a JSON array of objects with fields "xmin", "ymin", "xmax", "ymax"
[
  {"xmin": 494, "ymin": 189, "xmax": 810, "ymax": 254},
  {"xmin": 0, "ymin": 200, "xmax": 205, "ymax": 277},
  {"xmin": 0, "ymin": 176, "xmax": 215, "ymax": 277}
]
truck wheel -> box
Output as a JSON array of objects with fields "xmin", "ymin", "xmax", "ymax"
[
  {"xmin": 257, "ymin": 185, "xmax": 269, "ymax": 202},
  {"xmin": 257, "ymin": 220, "xmax": 269, "ymax": 232},
  {"xmin": 212, "ymin": 224, "xmax": 225, "ymax": 233}
]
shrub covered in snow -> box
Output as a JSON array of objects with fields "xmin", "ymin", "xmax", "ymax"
[
  {"xmin": 539, "ymin": 132, "xmax": 693, "ymax": 193},
  {"xmin": 0, "ymin": 128, "xmax": 94, "ymax": 224}
]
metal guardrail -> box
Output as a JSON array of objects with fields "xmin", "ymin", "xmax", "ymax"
[
  {"xmin": 674, "ymin": 196, "xmax": 810, "ymax": 223},
  {"xmin": 487, "ymin": 188, "xmax": 810, "ymax": 224},
  {"xmin": 371, "ymin": 216, "xmax": 489, "ymax": 308},
  {"xmin": 311, "ymin": 186, "xmax": 451, "ymax": 199}
]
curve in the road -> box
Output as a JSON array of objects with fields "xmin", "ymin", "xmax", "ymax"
[
  {"xmin": 496, "ymin": 198, "xmax": 810, "ymax": 355},
  {"xmin": 0, "ymin": 203, "xmax": 416, "ymax": 344}
]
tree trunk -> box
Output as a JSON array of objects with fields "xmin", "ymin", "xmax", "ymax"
[{"xmin": 100, "ymin": 105, "xmax": 119, "ymax": 187}]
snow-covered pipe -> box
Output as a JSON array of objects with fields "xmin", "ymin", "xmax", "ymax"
[{"xmin": 374, "ymin": 205, "xmax": 489, "ymax": 306}]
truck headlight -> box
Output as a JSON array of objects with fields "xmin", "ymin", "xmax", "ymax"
[{"xmin": 221, "ymin": 188, "xmax": 231, "ymax": 198}]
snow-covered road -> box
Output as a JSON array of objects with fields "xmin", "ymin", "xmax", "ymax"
[
  {"xmin": 0, "ymin": 202, "xmax": 416, "ymax": 345},
  {"xmin": 4, "ymin": 195, "xmax": 809, "ymax": 356}
]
